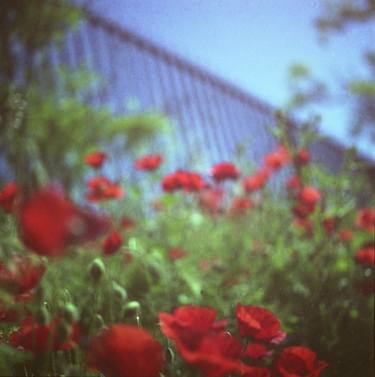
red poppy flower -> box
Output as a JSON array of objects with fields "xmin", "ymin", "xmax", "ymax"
[
  {"xmin": 18, "ymin": 187, "xmax": 110, "ymax": 257},
  {"xmin": 286, "ymin": 175, "xmax": 302, "ymax": 192},
  {"xmin": 355, "ymin": 244, "xmax": 375, "ymax": 267},
  {"xmin": 86, "ymin": 176, "xmax": 124, "ymax": 202},
  {"xmin": 294, "ymin": 149, "xmax": 310, "ymax": 166},
  {"xmin": 159, "ymin": 306, "xmax": 227, "ymax": 350},
  {"xmin": 102, "ymin": 230, "xmax": 123, "ymax": 256},
  {"xmin": 228, "ymin": 196, "xmax": 252, "ymax": 217},
  {"xmin": 322, "ymin": 217, "xmax": 336, "ymax": 234},
  {"xmin": 175, "ymin": 332, "xmax": 269, "ymax": 377},
  {"xmin": 339, "ymin": 229, "xmax": 353, "ymax": 242},
  {"xmin": 120, "ymin": 217, "xmax": 136, "ymax": 230},
  {"xmin": 236, "ymin": 305, "xmax": 285, "ymax": 342},
  {"xmin": 211, "ymin": 162, "xmax": 240, "ymax": 182},
  {"xmin": 85, "ymin": 151, "xmax": 107, "ymax": 169},
  {"xmin": 0, "ymin": 254, "xmax": 45, "ymax": 297},
  {"xmin": 198, "ymin": 187, "xmax": 225, "ymax": 214},
  {"xmin": 298, "ymin": 187, "xmax": 321, "ymax": 206},
  {"xmin": 355, "ymin": 208, "xmax": 375, "ymax": 232},
  {"xmin": 242, "ymin": 169, "xmax": 270, "ymax": 193},
  {"xmin": 292, "ymin": 202, "xmax": 315, "ymax": 219},
  {"xmin": 135, "ymin": 154, "xmax": 163, "ymax": 171},
  {"xmin": 244, "ymin": 343, "xmax": 271, "ymax": 359},
  {"xmin": 10, "ymin": 315, "xmax": 80, "ymax": 354},
  {"xmin": 274, "ymin": 346, "xmax": 328, "ymax": 377},
  {"xmin": 86, "ymin": 324, "xmax": 164, "ymax": 377},
  {"xmin": 0, "ymin": 181, "xmax": 20, "ymax": 213},
  {"xmin": 169, "ymin": 247, "xmax": 187, "ymax": 261},
  {"xmin": 264, "ymin": 145, "xmax": 289, "ymax": 171}
]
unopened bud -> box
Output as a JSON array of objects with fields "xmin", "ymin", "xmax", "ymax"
[
  {"xmin": 56, "ymin": 321, "xmax": 71, "ymax": 342},
  {"xmin": 60, "ymin": 303, "xmax": 79, "ymax": 323},
  {"xmin": 112, "ymin": 282, "xmax": 127, "ymax": 302},
  {"xmin": 89, "ymin": 258, "xmax": 105, "ymax": 281},
  {"xmin": 122, "ymin": 301, "xmax": 140, "ymax": 318},
  {"xmin": 35, "ymin": 305, "xmax": 50, "ymax": 325}
]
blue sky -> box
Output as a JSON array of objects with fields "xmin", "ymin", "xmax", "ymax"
[{"xmin": 88, "ymin": 0, "xmax": 375, "ymax": 158}]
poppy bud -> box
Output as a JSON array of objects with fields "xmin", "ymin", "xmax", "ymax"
[
  {"xmin": 56, "ymin": 320, "xmax": 72, "ymax": 343},
  {"xmin": 123, "ymin": 301, "xmax": 141, "ymax": 318},
  {"xmin": 94, "ymin": 314, "xmax": 106, "ymax": 330},
  {"xmin": 35, "ymin": 305, "xmax": 50, "ymax": 325},
  {"xmin": 89, "ymin": 258, "xmax": 105, "ymax": 281},
  {"xmin": 60, "ymin": 303, "xmax": 79, "ymax": 323},
  {"xmin": 112, "ymin": 282, "xmax": 127, "ymax": 302}
]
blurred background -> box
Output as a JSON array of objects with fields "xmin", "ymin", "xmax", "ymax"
[{"xmin": 1, "ymin": 0, "xmax": 374, "ymax": 190}]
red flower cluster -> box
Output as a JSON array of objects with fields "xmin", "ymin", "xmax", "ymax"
[
  {"xmin": 322, "ymin": 217, "xmax": 336, "ymax": 235},
  {"xmin": 162, "ymin": 170, "xmax": 205, "ymax": 192},
  {"xmin": 355, "ymin": 208, "xmax": 375, "ymax": 233},
  {"xmin": 10, "ymin": 315, "xmax": 80, "ymax": 354},
  {"xmin": 135, "ymin": 154, "xmax": 163, "ymax": 171},
  {"xmin": 0, "ymin": 181, "xmax": 20, "ymax": 213},
  {"xmin": 211, "ymin": 162, "xmax": 240, "ymax": 182},
  {"xmin": 85, "ymin": 151, "xmax": 107, "ymax": 169},
  {"xmin": 85, "ymin": 324, "xmax": 164, "ymax": 377},
  {"xmin": 18, "ymin": 187, "xmax": 110, "ymax": 257},
  {"xmin": 160, "ymin": 305, "xmax": 326, "ymax": 377},
  {"xmin": 291, "ymin": 186, "xmax": 321, "ymax": 235},
  {"xmin": 339, "ymin": 229, "xmax": 353, "ymax": 242},
  {"xmin": 102, "ymin": 230, "xmax": 123, "ymax": 256},
  {"xmin": 264, "ymin": 145, "xmax": 289, "ymax": 171},
  {"xmin": 86, "ymin": 176, "xmax": 124, "ymax": 202}
]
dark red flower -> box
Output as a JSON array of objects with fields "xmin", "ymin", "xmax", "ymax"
[
  {"xmin": 264, "ymin": 145, "xmax": 289, "ymax": 171},
  {"xmin": 159, "ymin": 306, "xmax": 227, "ymax": 350},
  {"xmin": 102, "ymin": 230, "xmax": 123, "ymax": 256},
  {"xmin": 355, "ymin": 244, "xmax": 375, "ymax": 267},
  {"xmin": 292, "ymin": 218, "xmax": 313, "ymax": 237},
  {"xmin": 211, "ymin": 162, "xmax": 240, "ymax": 182},
  {"xmin": 120, "ymin": 217, "xmax": 136, "ymax": 230},
  {"xmin": 286, "ymin": 175, "xmax": 302, "ymax": 192},
  {"xmin": 86, "ymin": 176, "xmax": 124, "ymax": 202},
  {"xmin": 169, "ymin": 247, "xmax": 187, "ymax": 261},
  {"xmin": 355, "ymin": 208, "xmax": 375, "ymax": 232},
  {"xmin": 244, "ymin": 343, "xmax": 271, "ymax": 359},
  {"xmin": 339, "ymin": 229, "xmax": 353, "ymax": 242},
  {"xmin": 86, "ymin": 324, "xmax": 164, "ymax": 377},
  {"xmin": 292, "ymin": 202, "xmax": 315, "ymax": 219},
  {"xmin": 294, "ymin": 149, "xmax": 310, "ymax": 166},
  {"xmin": 18, "ymin": 187, "xmax": 110, "ymax": 257},
  {"xmin": 0, "ymin": 254, "xmax": 45, "ymax": 297},
  {"xmin": 322, "ymin": 217, "xmax": 336, "ymax": 234},
  {"xmin": 236, "ymin": 305, "xmax": 284, "ymax": 342},
  {"xmin": 228, "ymin": 196, "xmax": 252, "ymax": 217},
  {"xmin": 0, "ymin": 181, "xmax": 20, "ymax": 213},
  {"xmin": 175, "ymin": 332, "xmax": 269, "ymax": 377},
  {"xmin": 198, "ymin": 187, "xmax": 225, "ymax": 214},
  {"xmin": 242, "ymin": 169, "xmax": 270, "ymax": 193},
  {"xmin": 10, "ymin": 315, "xmax": 80, "ymax": 354},
  {"xmin": 274, "ymin": 346, "xmax": 328, "ymax": 377},
  {"xmin": 298, "ymin": 187, "xmax": 321, "ymax": 207},
  {"xmin": 85, "ymin": 151, "xmax": 107, "ymax": 169},
  {"xmin": 135, "ymin": 154, "xmax": 163, "ymax": 171}
]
